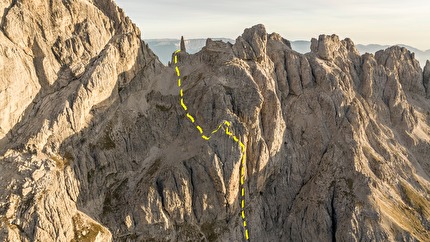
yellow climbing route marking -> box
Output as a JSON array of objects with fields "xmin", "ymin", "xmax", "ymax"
[
  {"xmin": 225, "ymin": 127, "xmax": 233, "ymax": 136},
  {"xmin": 174, "ymin": 50, "xmax": 250, "ymax": 241},
  {"xmin": 239, "ymin": 142, "xmax": 246, "ymax": 154},
  {"xmin": 175, "ymin": 66, "xmax": 180, "ymax": 76},
  {"xmin": 211, "ymin": 123, "xmax": 224, "ymax": 134},
  {"xmin": 180, "ymin": 98, "xmax": 187, "ymax": 111},
  {"xmin": 186, "ymin": 113, "xmax": 195, "ymax": 123}
]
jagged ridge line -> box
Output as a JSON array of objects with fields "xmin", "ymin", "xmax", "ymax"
[{"xmin": 174, "ymin": 50, "xmax": 250, "ymax": 240}]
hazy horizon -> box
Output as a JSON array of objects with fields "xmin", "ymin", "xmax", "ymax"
[
  {"xmin": 116, "ymin": 0, "xmax": 430, "ymax": 51},
  {"xmin": 144, "ymin": 38, "xmax": 430, "ymax": 51}
]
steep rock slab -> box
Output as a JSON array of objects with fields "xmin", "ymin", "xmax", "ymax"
[{"xmin": 0, "ymin": 0, "xmax": 162, "ymax": 241}]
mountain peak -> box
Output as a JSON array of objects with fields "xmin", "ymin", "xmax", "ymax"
[
  {"xmin": 375, "ymin": 45, "xmax": 425, "ymax": 94},
  {"xmin": 310, "ymin": 34, "xmax": 359, "ymax": 60},
  {"xmin": 233, "ymin": 24, "xmax": 267, "ymax": 62},
  {"xmin": 180, "ymin": 36, "xmax": 186, "ymax": 52}
]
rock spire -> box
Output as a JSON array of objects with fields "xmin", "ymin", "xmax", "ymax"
[{"xmin": 180, "ymin": 36, "xmax": 186, "ymax": 52}]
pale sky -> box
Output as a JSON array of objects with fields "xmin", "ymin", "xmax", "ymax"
[{"xmin": 116, "ymin": 0, "xmax": 430, "ymax": 50}]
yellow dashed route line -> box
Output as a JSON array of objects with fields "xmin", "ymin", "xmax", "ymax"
[{"xmin": 174, "ymin": 50, "xmax": 250, "ymax": 241}]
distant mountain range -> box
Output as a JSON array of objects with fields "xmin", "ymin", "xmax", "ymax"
[
  {"xmin": 145, "ymin": 38, "xmax": 430, "ymax": 67},
  {"xmin": 356, "ymin": 44, "xmax": 430, "ymax": 68},
  {"xmin": 145, "ymin": 38, "xmax": 234, "ymax": 64}
]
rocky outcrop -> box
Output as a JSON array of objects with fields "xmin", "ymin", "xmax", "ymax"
[
  {"xmin": 375, "ymin": 46, "xmax": 425, "ymax": 95},
  {"xmin": 233, "ymin": 24, "xmax": 267, "ymax": 62},
  {"xmin": 1, "ymin": 2, "xmax": 430, "ymax": 242},
  {"xmin": 180, "ymin": 36, "xmax": 186, "ymax": 52},
  {"xmin": 310, "ymin": 34, "xmax": 360, "ymax": 61},
  {"xmin": 424, "ymin": 60, "xmax": 430, "ymax": 97},
  {"xmin": 0, "ymin": 0, "xmax": 162, "ymax": 241}
]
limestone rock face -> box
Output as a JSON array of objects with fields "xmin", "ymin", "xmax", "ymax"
[
  {"xmin": 233, "ymin": 24, "xmax": 267, "ymax": 62},
  {"xmin": 1, "ymin": 2, "xmax": 430, "ymax": 242},
  {"xmin": 0, "ymin": 0, "xmax": 162, "ymax": 241},
  {"xmin": 375, "ymin": 46, "xmax": 425, "ymax": 95},
  {"xmin": 310, "ymin": 34, "xmax": 360, "ymax": 61}
]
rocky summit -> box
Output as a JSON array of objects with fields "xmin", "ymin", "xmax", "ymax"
[{"xmin": 1, "ymin": 1, "xmax": 430, "ymax": 241}]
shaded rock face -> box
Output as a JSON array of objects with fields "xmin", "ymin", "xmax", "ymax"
[
  {"xmin": 0, "ymin": 2, "xmax": 430, "ymax": 242},
  {"xmin": 423, "ymin": 60, "xmax": 430, "ymax": 97}
]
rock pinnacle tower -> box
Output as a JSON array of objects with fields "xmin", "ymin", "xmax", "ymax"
[{"xmin": 180, "ymin": 36, "xmax": 186, "ymax": 52}]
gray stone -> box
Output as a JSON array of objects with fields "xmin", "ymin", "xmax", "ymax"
[
  {"xmin": 423, "ymin": 60, "xmax": 430, "ymax": 97},
  {"xmin": 0, "ymin": 2, "xmax": 429, "ymax": 242},
  {"xmin": 180, "ymin": 36, "xmax": 186, "ymax": 52}
]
